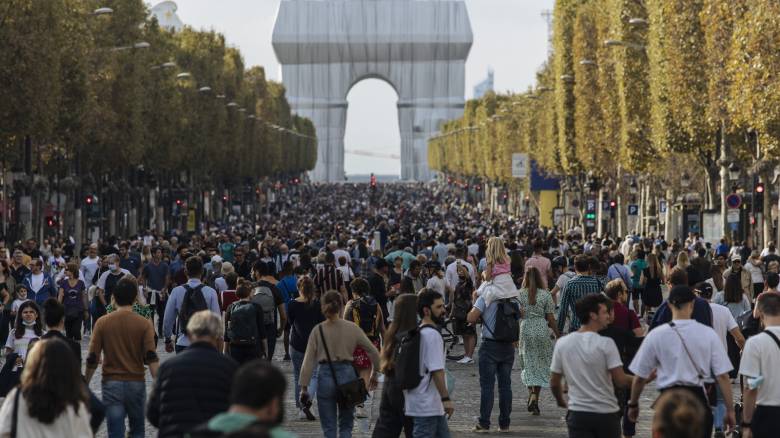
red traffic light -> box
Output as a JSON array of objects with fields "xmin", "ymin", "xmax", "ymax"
[
  {"xmin": 222, "ymin": 195, "xmax": 228, "ymax": 201},
  {"xmin": 85, "ymin": 196, "xmax": 93, "ymax": 205},
  {"xmin": 756, "ymin": 183, "xmax": 765, "ymax": 194},
  {"xmin": 609, "ymin": 200, "xmax": 617, "ymax": 208},
  {"xmin": 176, "ymin": 199, "xmax": 182, "ymax": 206}
]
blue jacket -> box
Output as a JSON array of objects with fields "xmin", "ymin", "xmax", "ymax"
[{"xmin": 22, "ymin": 273, "xmax": 58, "ymax": 305}]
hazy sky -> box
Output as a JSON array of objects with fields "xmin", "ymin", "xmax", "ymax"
[{"xmin": 172, "ymin": 0, "xmax": 554, "ymax": 175}]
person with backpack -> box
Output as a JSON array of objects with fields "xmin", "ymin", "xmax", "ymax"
[
  {"xmin": 225, "ymin": 280, "xmax": 268, "ymax": 364},
  {"xmin": 467, "ymin": 256, "xmax": 521, "ymax": 433},
  {"xmin": 344, "ymin": 278, "xmax": 384, "ymax": 418},
  {"xmin": 372, "ymin": 293, "xmax": 417, "ymax": 438},
  {"xmin": 401, "ymin": 289, "xmax": 453, "ymax": 438},
  {"xmin": 250, "ymin": 260, "xmax": 287, "ymax": 360},
  {"xmin": 299, "ymin": 291, "xmax": 379, "ymax": 438},
  {"xmin": 163, "ymin": 256, "xmax": 221, "ymax": 354},
  {"xmin": 56, "ymin": 262, "xmax": 89, "ymax": 341}
]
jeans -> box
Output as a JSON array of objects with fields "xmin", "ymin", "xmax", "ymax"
[
  {"xmin": 102, "ymin": 380, "xmax": 146, "ymax": 438},
  {"xmin": 565, "ymin": 411, "xmax": 620, "ymax": 438},
  {"xmin": 317, "ymin": 361, "xmax": 358, "ymax": 438},
  {"xmin": 752, "ymin": 405, "xmax": 780, "ymax": 438},
  {"xmin": 266, "ymin": 324, "xmax": 277, "ymax": 359},
  {"xmin": 291, "ymin": 346, "xmax": 317, "ymax": 409},
  {"xmin": 713, "ymin": 385, "xmax": 725, "ymax": 430},
  {"xmin": 412, "ymin": 415, "xmax": 451, "ymax": 438},
  {"xmin": 477, "ymin": 339, "xmax": 515, "ymax": 429}
]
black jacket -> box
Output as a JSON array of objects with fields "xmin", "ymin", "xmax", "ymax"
[{"xmin": 147, "ymin": 342, "xmax": 238, "ymax": 438}]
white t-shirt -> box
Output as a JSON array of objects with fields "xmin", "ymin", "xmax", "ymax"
[
  {"xmin": 630, "ymin": 319, "xmax": 732, "ymax": 388},
  {"xmin": 80, "ymin": 256, "xmax": 100, "ymax": 288},
  {"xmin": 739, "ymin": 326, "xmax": 780, "ymax": 406},
  {"xmin": 11, "ymin": 299, "xmax": 28, "ymax": 314},
  {"xmin": 745, "ymin": 262, "xmax": 764, "ymax": 284},
  {"xmin": 404, "ymin": 326, "xmax": 445, "ymax": 417},
  {"xmin": 555, "ymin": 271, "xmax": 577, "ymax": 292},
  {"xmin": 5, "ymin": 327, "xmax": 44, "ymax": 360},
  {"xmin": 0, "ymin": 388, "xmax": 92, "ymax": 438},
  {"xmin": 426, "ymin": 276, "xmax": 447, "ymax": 301},
  {"xmin": 29, "ymin": 273, "xmax": 44, "ymax": 293},
  {"xmin": 550, "ymin": 331, "xmax": 622, "ymax": 413},
  {"xmin": 710, "ymin": 303, "xmax": 738, "ymax": 351}
]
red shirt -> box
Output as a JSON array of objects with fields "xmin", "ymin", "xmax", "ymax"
[{"xmin": 611, "ymin": 300, "xmax": 640, "ymax": 331}]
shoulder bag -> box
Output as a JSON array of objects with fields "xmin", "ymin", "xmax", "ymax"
[
  {"xmin": 668, "ymin": 322, "xmax": 716, "ymax": 407},
  {"xmin": 318, "ymin": 325, "xmax": 368, "ymax": 409}
]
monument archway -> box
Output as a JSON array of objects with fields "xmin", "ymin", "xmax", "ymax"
[{"xmin": 272, "ymin": 0, "xmax": 473, "ymax": 182}]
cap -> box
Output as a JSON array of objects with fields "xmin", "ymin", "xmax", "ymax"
[
  {"xmin": 211, "ymin": 255, "xmax": 223, "ymax": 264},
  {"xmin": 731, "ymin": 254, "xmax": 742, "ymax": 262},
  {"xmin": 668, "ymin": 285, "xmax": 696, "ymax": 306}
]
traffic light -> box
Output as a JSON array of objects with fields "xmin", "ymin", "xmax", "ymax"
[
  {"xmin": 45, "ymin": 216, "xmax": 56, "ymax": 227},
  {"xmin": 609, "ymin": 200, "xmax": 617, "ymax": 218},
  {"xmin": 755, "ymin": 183, "xmax": 765, "ymax": 212},
  {"xmin": 85, "ymin": 195, "xmax": 94, "ymax": 205},
  {"xmin": 176, "ymin": 199, "xmax": 183, "ymax": 206}
]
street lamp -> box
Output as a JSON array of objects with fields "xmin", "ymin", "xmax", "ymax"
[
  {"xmin": 176, "ymin": 72, "xmax": 191, "ymax": 80},
  {"xmin": 92, "ymin": 7, "xmax": 113, "ymax": 15},
  {"xmin": 198, "ymin": 86, "xmax": 212, "ymax": 93},
  {"xmin": 728, "ymin": 163, "xmax": 740, "ymax": 181},
  {"xmin": 226, "ymin": 102, "xmax": 238, "ymax": 108},
  {"xmin": 133, "ymin": 41, "xmax": 150, "ymax": 49},
  {"xmin": 629, "ymin": 179, "xmax": 638, "ymax": 195},
  {"xmin": 628, "ymin": 18, "xmax": 648, "ymax": 26},
  {"xmin": 560, "ymin": 74, "xmax": 574, "ymax": 82},
  {"xmin": 579, "ymin": 59, "xmax": 596, "ymax": 66}
]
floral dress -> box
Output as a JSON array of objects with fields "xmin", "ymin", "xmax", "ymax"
[{"xmin": 518, "ymin": 288, "xmax": 555, "ymax": 387}]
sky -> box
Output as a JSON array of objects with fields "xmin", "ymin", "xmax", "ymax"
[{"xmin": 172, "ymin": 0, "xmax": 555, "ymax": 176}]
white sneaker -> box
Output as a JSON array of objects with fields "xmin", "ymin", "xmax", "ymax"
[
  {"xmin": 355, "ymin": 405, "xmax": 368, "ymax": 418},
  {"xmin": 457, "ymin": 356, "xmax": 474, "ymax": 364},
  {"xmin": 297, "ymin": 409, "xmax": 308, "ymax": 420}
]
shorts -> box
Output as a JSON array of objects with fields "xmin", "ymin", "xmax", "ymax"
[
  {"xmin": 452, "ymin": 317, "xmax": 476, "ymax": 336},
  {"xmin": 353, "ymin": 338, "xmax": 381, "ymax": 369}
]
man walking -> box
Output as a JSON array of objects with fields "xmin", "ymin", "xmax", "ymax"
[
  {"xmin": 628, "ymin": 286, "xmax": 735, "ymax": 438},
  {"xmin": 251, "ymin": 260, "xmax": 287, "ymax": 360},
  {"xmin": 163, "ymin": 256, "xmax": 221, "ymax": 354},
  {"xmin": 551, "ymin": 294, "xmax": 632, "ymax": 438},
  {"xmin": 147, "ymin": 310, "xmax": 238, "ymax": 437},
  {"xmin": 86, "ymin": 276, "xmax": 159, "ymax": 438},
  {"xmin": 557, "ymin": 255, "xmax": 604, "ymax": 334},
  {"xmin": 405, "ymin": 289, "xmax": 454, "ymax": 438}
]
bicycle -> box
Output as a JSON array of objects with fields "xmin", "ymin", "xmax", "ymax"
[{"xmin": 440, "ymin": 318, "xmax": 465, "ymax": 361}]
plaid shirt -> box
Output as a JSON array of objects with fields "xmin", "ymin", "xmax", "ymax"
[{"xmin": 557, "ymin": 274, "xmax": 604, "ymax": 333}]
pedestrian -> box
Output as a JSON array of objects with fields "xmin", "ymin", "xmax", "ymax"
[
  {"xmin": 746, "ymin": 251, "xmax": 765, "ymax": 299},
  {"xmin": 424, "ymin": 262, "xmax": 450, "ymax": 303},
  {"xmin": 224, "ymin": 279, "xmax": 268, "ymax": 363},
  {"xmin": 372, "ymin": 293, "xmax": 417, "ymax": 438},
  {"xmin": 399, "ymin": 260, "xmax": 425, "ymax": 295},
  {"xmin": 739, "ymin": 292, "xmax": 780, "ymax": 438},
  {"xmin": 405, "ymin": 289, "xmax": 453, "ymax": 438},
  {"xmin": 299, "ymin": 290, "xmax": 379, "ymax": 438},
  {"xmin": 21, "ymin": 258, "xmax": 57, "ymax": 305},
  {"xmin": 276, "ymin": 260, "xmax": 298, "ymax": 361},
  {"xmin": 517, "ymin": 267, "xmax": 559, "ymax": 417},
  {"xmin": 639, "ymin": 253, "xmax": 664, "ymax": 319},
  {"xmin": 344, "ymin": 278, "xmax": 384, "ymax": 418},
  {"xmin": 629, "ymin": 249, "xmax": 648, "ymax": 314},
  {"xmin": 651, "ymin": 389, "xmax": 707, "ymax": 438},
  {"xmin": 722, "ymin": 254, "xmax": 752, "ymax": 299},
  {"xmin": 163, "ymin": 256, "xmax": 221, "ymax": 354},
  {"xmin": 139, "ymin": 246, "xmax": 170, "ymax": 341},
  {"xmin": 476, "ymin": 237, "xmax": 518, "ymax": 306},
  {"xmin": 250, "ymin": 260, "xmax": 287, "ymax": 360},
  {"xmin": 449, "ymin": 263, "xmax": 476, "ymax": 364},
  {"xmin": 0, "ymin": 338, "xmax": 92, "ymax": 436},
  {"xmin": 628, "ymin": 285, "xmax": 735, "ymax": 438},
  {"xmin": 147, "ymin": 310, "xmax": 238, "ymax": 437},
  {"xmin": 649, "ymin": 267, "xmax": 713, "ymax": 329},
  {"xmin": 56, "ymin": 262, "xmax": 89, "ymax": 341},
  {"xmin": 550, "ymin": 294, "xmax": 632, "ymax": 438},
  {"xmin": 188, "ymin": 360, "xmax": 294, "ymax": 437},
  {"xmin": 557, "ymin": 255, "xmax": 603, "ymax": 334},
  {"xmin": 288, "ymin": 276, "xmax": 323, "ymax": 421},
  {"xmin": 86, "ymin": 276, "xmax": 159, "ymax": 438},
  {"xmin": 524, "ymin": 239, "xmax": 552, "ymax": 289}
]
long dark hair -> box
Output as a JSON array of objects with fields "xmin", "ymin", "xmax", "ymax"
[
  {"xmin": 522, "ymin": 267, "xmax": 543, "ymax": 305},
  {"xmin": 723, "ymin": 273, "xmax": 743, "ymax": 303},
  {"xmin": 380, "ymin": 294, "xmax": 418, "ymax": 373},
  {"xmin": 15, "ymin": 300, "xmax": 43, "ymax": 339},
  {"xmin": 21, "ymin": 338, "xmax": 89, "ymax": 424}
]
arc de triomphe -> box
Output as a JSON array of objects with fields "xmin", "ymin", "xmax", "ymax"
[{"xmin": 272, "ymin": 0, "xmax": 473, "ymax": 182}]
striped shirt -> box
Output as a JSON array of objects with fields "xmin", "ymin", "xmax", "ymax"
[
  {"xmin": 314, "ymin": 264, "xmax": 345, "ymax": 295},
  {"xmin": 557, "ymin": 275, "xmax": 604, "ymax": 333}
]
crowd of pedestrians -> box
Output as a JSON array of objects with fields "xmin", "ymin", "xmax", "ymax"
[{"xmin": 0, "ymin": 183, "xmax": 777, "ymax": 437}]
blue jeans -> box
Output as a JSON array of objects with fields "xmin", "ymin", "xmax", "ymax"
[
  {"xmin": 102, "ymin": 380, "xmax": 146, "ymax": 438},
  {"xmin": 478, "ymin": 339, "xmax": 515, "ymax": 429},
  {"xmin": 291, "ymin": 346, "xmax": 317, "ymax": 409},
  {"xmin": 317, "ymin": 361, "xmax": 358, "ymax": 438},
  {"xmin": 412, "ymin": 415, "xmax": 451, "ymax": 438}
]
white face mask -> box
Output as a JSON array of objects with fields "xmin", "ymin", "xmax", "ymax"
[
  {"xmin": 109, "ymin": 264, "xmax": 118, "ymax": 271},
  {"xmin": 22, "ymin": 320, "xmax": 35, "ymax": 327}
]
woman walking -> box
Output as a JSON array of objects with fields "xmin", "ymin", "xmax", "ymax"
[
  {"xmin": 344, "ymin": 278, "xmax": 384, "ymax": 418},
  {"xmin": 639, "ymin": 253, "xmax": 664, "ymax": 320},
  {"xmin": 713, "ymin": 273, "xmax": 752, "ymax": 320},
  {"xmin": 517, "ymin": 267, "xmax": 558, "ymax": 416},
  {"xmin": 372, "ymin": 294, "xmax": 417, "ymax": 438},
  {"xmin": 449, "ymin": 263, "xmax": 476, "ymax": 364},
  {"xmin": 288, "ymin": 276, "xmax": 324, "ymax": 421},
  {"xmin": 299, "ymin": 290, "xmax": 380, "ymax": 438}
]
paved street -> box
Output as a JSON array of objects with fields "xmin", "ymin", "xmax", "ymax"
[{"xmin": 87, "ymin": 336, "xmax": 661, "ymax": 438}]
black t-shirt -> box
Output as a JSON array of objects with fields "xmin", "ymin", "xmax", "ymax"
[
  {"xmin": 287, "ymin": 299, "xmax": 324, "ymax": 352},
  {"xmin": 103, "ymin": 272, "xmax": 125, "ymax": 302}
]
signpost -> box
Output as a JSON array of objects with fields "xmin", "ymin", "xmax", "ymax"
[{"xmin": 511, "ymin": 153, "xmax": 529, "ymax": 179}]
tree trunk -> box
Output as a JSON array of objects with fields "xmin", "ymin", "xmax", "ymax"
[{"xmin": 720, "ymin": 122, "xmax": 730, "ymax": 241}]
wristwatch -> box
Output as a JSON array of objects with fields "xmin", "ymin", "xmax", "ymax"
[
  {"xmin": 741, "ymin": 421, "xmax": 751, "ymax": 428},
  {"xmin": 441, "ymin": 396, "xmax": 451, "ymax": 402}
]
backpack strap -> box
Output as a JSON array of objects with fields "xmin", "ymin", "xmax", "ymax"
[
  {"xmin": 763, "ymin": 329, "xmax": 780, "ymax": 351},
  {"xmin": 318, "ymin": 325, "xmax": 340, "ymax": 387},
  {"xmin": 11, "ymin": 386, "xmax": 20, "ymax": 438}
]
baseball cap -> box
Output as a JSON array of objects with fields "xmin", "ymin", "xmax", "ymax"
[
  {"xmin": 668, "ymin": 285, "xmax": 696, "ymax": 306},
  {"xmin": 731, "ymin": 254, "xmax": 742, "ymax": 262}
]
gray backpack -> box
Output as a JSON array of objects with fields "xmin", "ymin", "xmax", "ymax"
[{"xmin": 251, "ymin": 285, "xmax": 276, "ymax": 326}]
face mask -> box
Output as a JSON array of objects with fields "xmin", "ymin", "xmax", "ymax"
[
  {"xmin": 22, "ymin": 320, "xmax": 35, "ymax": 327},
  {"xmin": 109, "ymin": 264, "xmax": 118, "ymax": 271}
]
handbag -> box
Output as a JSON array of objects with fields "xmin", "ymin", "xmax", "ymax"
[
  {"xmin": 318, "ymin": 325, "xmax": 368, "ymax": 409},
  {"xmin": 668, "ymin": 322, "xmax": 717, "ymax": 407}
]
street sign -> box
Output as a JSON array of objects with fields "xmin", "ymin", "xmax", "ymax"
[
  {"xmin": 628, "ymin": 204, "xmax": 639, "ymax": 216},
  {"xmin": 602, "ymin": 201, "xmax": 611, "ymax": 211},
  {"xmin": 726, "ymin": 193, "xmax": 742, "ymax": 209},
  {"xmin": 727, "ymin": 208, "xmax": 740, "ymax": 224},
  {"xmin": 553, "ymin": 207, "xmax": 564, "ymax": 226},
  {"xmin": 659, "ymin": 200, "xmax": 667, "ymax": 214},
  {"xmin": 586, "ymin": 199, "xmax": 596, "ymax": 212},
  {"xmin": 511, "ymin": 153, "xmax": 529, "ymax": 178}
]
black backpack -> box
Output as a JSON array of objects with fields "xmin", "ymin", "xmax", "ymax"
[
  {"xmin": 483, "ymin": 298, "xmax": 521, "ymax": 343},
  {"xmin": 394, "ymin": 324, "xmax": 438, "ymax": 390},
  {"xmin": 178, "ymin": 284, "xmax": 207, "ymax": 334},
  {"xmin": 228, "ymin": 301, "xmax": 259, "ymax": 345},
  {"xmin": 350, "ymin": 299, "xmax": 378, "ymax": 339},
  {"xmin": 737, "ymin": 309, "xmax": 761, "ymax": 339}
]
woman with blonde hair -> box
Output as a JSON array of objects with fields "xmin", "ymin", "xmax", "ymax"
[
  {"xmin": 517, "ymin": 267, "xmax": 558, "ymax": 416},
  {"xmin": 476, "ymin": 237, "xmax": 518, "ymax": 305}
]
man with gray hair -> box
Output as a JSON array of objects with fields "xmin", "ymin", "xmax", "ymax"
[{"xmin": 147, "ymin": 310, "xmax": 238, "ymax": 437}]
